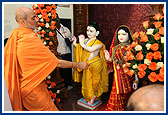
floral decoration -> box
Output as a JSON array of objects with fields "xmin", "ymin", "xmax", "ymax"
[
  {"xmin": 32, "ymin": 4, "xmax": 61, "ymax": 103},
  {"xmin": 123, "ymin": 7, "xmax": 164, "ymax": 83},
  {"xmin": 32, "ymin": 4, "xmax": 57, "ymax": 49}
]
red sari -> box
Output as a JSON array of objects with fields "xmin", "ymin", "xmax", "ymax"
[
  {"xmin": 105, "ymin": 45, "xmax": 132, "ymax": 111},
  {"xmin": 105, "ymin": 25, "xmax": 133, "ymax": 111}
]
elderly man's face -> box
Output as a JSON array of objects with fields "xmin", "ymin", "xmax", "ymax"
[{"xmin": 25, "ymin": 10, "xmax": 38, "ymax": 30}]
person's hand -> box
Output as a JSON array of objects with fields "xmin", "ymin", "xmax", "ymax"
[
  {"xmin": 72, "ymin": 36, "xmax": 77, "ymax": 46},
  {"xmin": 104, "ymin": 50, "xmax": 111, "ymax": 61},
  {"xmin": 78, "ymin": 34, "xmax": 85, "ymax": 45},
  {"xmin": 78, "ymin": 62, "xmax": 89, "ymax": 70},
  {"xmin": 132, "ymin": 83, "xmax": 138, "ymax": 90}
]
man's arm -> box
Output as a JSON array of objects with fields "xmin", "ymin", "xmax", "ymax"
[{"xmin": 57, "ymin": 59, "xmax": 89, "ymax": 70}]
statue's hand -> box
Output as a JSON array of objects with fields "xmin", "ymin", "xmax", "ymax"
[
  {"xmin": 104, "ymin": 50, "xmax": 111, "ymax": 61},
  {"xmin": 132, "ymin": 83, "xmax": 138, "ymax": 90},
  {"xmin": 79, "ymin": 34, "xmax": 85, "ymax": 45},
  {"xmin": 72, "ymin": 36, "xmax": 77, "ymax": 46}
]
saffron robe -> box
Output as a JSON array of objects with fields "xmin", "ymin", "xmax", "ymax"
[
  {"xmin": 105, "ymin": 45, "xmax": 132, "ymax": 111},
  {"xmin": 73, "ymin": 39, "xmax": 108, "ymax": 102},
  {"xmin": 4, "ymin": 28, "xmax": 58, "ymax": 111}
]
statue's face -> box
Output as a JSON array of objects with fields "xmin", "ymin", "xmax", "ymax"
[
  {"xmin": 118, "ymin": 29, "xmax": 129, "ymax": 43},
  {"xmin": 87, "ymin": 26, "xmax": 97, "ymax": 39}
]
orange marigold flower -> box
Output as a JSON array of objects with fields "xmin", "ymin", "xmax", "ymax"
[
  {"xmin": 45, "ymin": 37, "xmax": 50, "ymax": 40},
  {"xmin": 52, "ymin": 4, "xmax": 56, "ymax": 9},
  {"xmin": 49, "ymin": 41, "xmax": 53, "ymax": 45},
  {"xmin": 136, "ymin": 51, "xmax": 144, "ymax": 61},
  {"xmin": 41, "ymin": 34, "xmax": 44, "ymax": 37},
  {"xmin": 153, "ymin": 21, "xmax": 162, "ymax": 28},
  {"xmin": 51, "ymin": 9, "xmax": 56, "ymax": 14},
  {"xmin": 150, "ymin": 43, "xmax": 159, "ymax": 51},
  {"xmin": 138, "ymin": 64, "xmax": 147, "ymax": 71},
  {"xmin": 52, "ymin": 13, "xmax": 56, "ymax": 19},
  {"xmin": 149, "ymin": 62, "xmax": 157, "ymax": 71},
  {"xmin": 51, "ymin": 82, "xmax": 56, "ymax": 88},
  {"xmin": 138, "ymin": 70, "xmax": 146, "ymax": 78},
  {"xmin": 127, "ymin": 70, "xmax": 135, "ymax": 77},
  {"xmin": 162, "ymin": 6, "xmax": 164, "ymax": 14},
  {"xmin": 154, "ymin": 33, "xmax": 161, "ymax": 40},
  {"xmin": 46, "ymin": 6, "xmax": 52, "ymax": 12},
  {"xmin": 142, "ymin": 21, "xmax": 149, "ymax": 28},
  {"xmin": 157, "ymin": 73, "xmax": 164, "ymax": 82},
  {"xmin": 50, "ymin": 25, "xmax": 56, "ymax": 30},
  {"xmin": 49, "ymin": 32, "xmax": 55, "ymax": 37},
  {"xmin": 32, "ymin": 5, "xmax": 36, "ymax": 10},
  {"xmin": 126, "ymin": 51, "xmax": 135, "ymax": 60},
  {"xmin": 38, "ymin": 4, "xmax": 45, "ymax": 8},
  {"xmin": 125, "ymin": 62, "xmax": 131, "ymax": 68},
  {"xmin": 140, "ymin": 35, "xmax": 148, "ymax": 42},
  {"xmin": 148, "ymin": 72, "xmax": 157, "ymax": 82},
  {"xmin": 153, "ymin": 13, "xmax": 164, "ymax": 20},
  {"xmin": 57, "ymin": 98, "xmax": 61, "ymax": 103},
  {"xmin": 52, "ymin": 93, "xmax": 56, "ymax": 99},
  {"xmin": 37, "ymin": 31, "xmax": 41, "ymax": 34},
  {"xmin": 41, "ymin": 9, "xmax": 47, "ymax": 15},
  {"xmin": 124, "ymin": 56, "xmax": 128, "ymax": 62},
  {"xmin": 139, "ymin": 31, "xmax": 145, "ymax": 38},
  {"xmin": 41, "ymin": 30, "xmax": 46, "ymax": 34},
  {"xmin": 160, "ymin": 66, "xmax": 164, "ymax": 75},
  {"xmin": 45, "ymin": 18, "xmax": 50, "ymax": 22},
  {"xmin": 39, "ymin": 23, "xmax": 45, "ymax": 27},
  {"xmin": 131, "ymin": 41, "xmax": 138, "ymax": 48},
  {"xmin": 123, "ymin": 67, "xmax": 129, "ymax": 74},
  {"xmin": 146, "ymin": 52, "xmax": 153, "ymax": 61},
  {"xmin": 51, "ymin": 21, "xmax": 56, "ymax": 25},
  {"xmin": 159, "ymin": 27, "xmax": 164, "ymax": 35},
  {"xmin": 153, "ymin": 51, "xmax": 162, "ymax": 60},
  {"xmin": 42, "ymin": 14, "xmax": 48, "ymax": 19},
  {"xmin": 46, "ymin": 80, "xmax": 51, "ymax": 84},
  {"xmin": 35, "ymin": 9, "xmax": 41, "ymax": 14},
  {"xmin": 132, "ymin": 32, "xmax": 139, "ymax": 39}
]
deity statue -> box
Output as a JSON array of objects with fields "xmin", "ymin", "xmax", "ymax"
[{"xmin": 73, "ymin": 22, "xmax": 108, "ymax": 105}]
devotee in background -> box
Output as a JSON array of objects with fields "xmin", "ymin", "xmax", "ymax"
[
  {"xmin": 55, "ymin": 13, "xmax": 73, "ymax": 88},
  {"xmin": 72, "ymin": 22, "xmax": 109, "ymax": 105},
  {"xmin": 4, "ymin": 7, "xmax": 89, "ymax": 111},
  {"xmin": 127, "ymin": 84, "xmax": 164, "ymax": 111},
  {"xmin": 104, "ymin": 25, "xmax": 138, "ymax": 111}
]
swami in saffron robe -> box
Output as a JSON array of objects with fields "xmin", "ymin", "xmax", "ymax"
[
  {"xmin": 73, "ymin": 39, "xmax": 108, "ymax": 102},
  {"xmin": 4, "ymin": 28, "xmax": 58, "ymax": 111}
]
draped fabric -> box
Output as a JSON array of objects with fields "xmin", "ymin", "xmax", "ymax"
[
  {"xmin": 4, "ymin": 28, "xmax": 58, "ymax": 111},
  {"xmin": 105, "ymin": 45, "xmax": 132, "ymax": 111},
  {"xmin": 73, "ymin": 39, "xmax": 108, "ymax": 102},
  {"xmin": 105, "ymin": 26, "xmax": 133, "ymax": 111}
]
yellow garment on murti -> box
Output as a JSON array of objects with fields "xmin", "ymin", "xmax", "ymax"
[{"xmin": 73, "ymin": 39, "xmax": 108, "ymax": 102}]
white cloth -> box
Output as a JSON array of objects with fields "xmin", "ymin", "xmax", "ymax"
[{"xmin": 57, "ymin": 24, "xmax": 73, "ymax": 55}]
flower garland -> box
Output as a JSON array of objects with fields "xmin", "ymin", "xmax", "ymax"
[
  {"xmin": 32, "ymin": 4, "xmax": 57, "ymax": 49},
  {"xmin": 32, "ymin": 4, "xmax": 61, "ymax": 104},
  {"xmin": 123, "ymin": 7, "xmax": 164, "ymax": 83}
]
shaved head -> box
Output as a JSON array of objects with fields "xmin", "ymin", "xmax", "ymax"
[
  {"xmin": 15, "ymin": 7, "xmax": 33, "ymax": 22},
  {"xmin": 15, "ymin": 7, "xmax": 38, "ymax": 30},
  {"xmin": 127, "ymin": 84, "xmax": 164, "ymax": 111}
]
